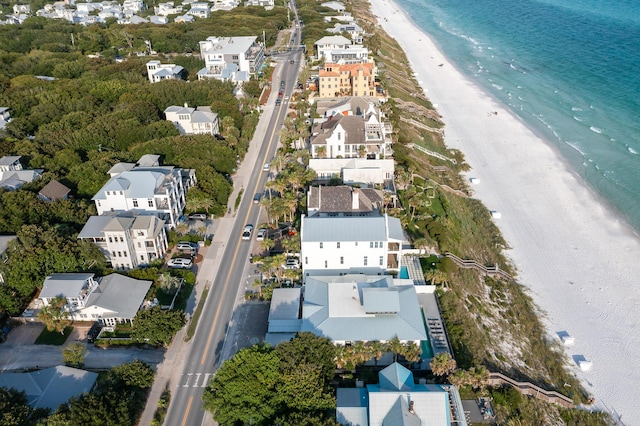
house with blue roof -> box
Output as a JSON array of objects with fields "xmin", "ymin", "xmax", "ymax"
[
  {"xmin": 146, "ymin": 60, "xmax": 186, "ymax": 83},
  {"xmin": 336, "ymin": 362, "xmax": 468, "ymax": 426}
]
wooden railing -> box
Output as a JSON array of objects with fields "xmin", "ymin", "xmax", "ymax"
[
  {"xmin": 444, "ymin": 252, "xmax": 513, "ymax": 281},
  {"xmin": 488, "ymin": 372, "xmax": 575, "ymax": 408}
]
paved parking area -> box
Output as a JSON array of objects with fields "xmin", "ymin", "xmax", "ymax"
[
  {"xmin": 4, "ymin": 322, "xmax": 44, "ymax": 345},
  {"xmin": 222, "ymin": 301, "xmax": 270, "ymax": 360}
]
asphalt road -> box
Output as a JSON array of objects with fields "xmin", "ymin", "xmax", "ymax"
[{"xmin": 163, "ymin": 24, "xmax": 303, "ymax": 426}]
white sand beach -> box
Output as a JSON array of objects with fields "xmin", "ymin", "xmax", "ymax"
[{"xmin": 370, "ymin": 0, "xmax": 640, "ymax": 421}]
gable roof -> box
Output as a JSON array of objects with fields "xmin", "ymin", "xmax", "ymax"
[
  {"xmin": 300, "ymin": 275, "xmax": 427, "ymax": 342},
  {"xmin": 39, "ymin": 273, "xmax": 95, "ymax": 299},
  {"xmin": 0, "ymin": 156, "xmax": 20, "ymax": 166},
  {"xmin": 39, "ymin": 179, "xmax": 71, "ymax": 200},
  {"xmin": 84, "ymin": 273, "xmax": 152, "ymax": 319},
  {"xmin": 0, "ymin": 366, "xmax": 97, "ymax": 410},
  {"xmin": 315, "ymin": 35, "xmax": 351, "ymax": 46},
  {"xmin": 92, "ymin": 170, "xmax": 168, "ymax": 200}
]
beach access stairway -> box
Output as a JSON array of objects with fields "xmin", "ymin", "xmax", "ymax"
[
  {"xmin": 488, "ymin": 372, "xmax": 575, "ymax": 408},
  {"xmin": 400, "ymin": 116, "xmax": 446, "ymax": 136},
  {"xmin": 408, "ymin": 141, "xmax": 457, "ymax": 164},
  {"xmin": 444, "ymin": 252, "xmax": 513, "ymax": 281}
]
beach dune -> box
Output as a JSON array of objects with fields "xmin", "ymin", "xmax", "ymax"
[{"xmin": 369, "ymin": 0, "xmax": 640, "ymax": 420}]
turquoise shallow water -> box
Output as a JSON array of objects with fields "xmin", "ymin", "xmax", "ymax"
[{"xmin": 395, "ymin": 0, "xmax": 640, "ymax": 232}]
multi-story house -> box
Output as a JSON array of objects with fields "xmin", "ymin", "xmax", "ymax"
[
  {"xmin": 146, "ymin": 60, "xmax": 186, "ymax": 83},
  {"xmin": 306, "ymin": 186, "xmax": 384, "ymax": 217},
  {"xmin": 164, "ymin": 103, "xmax": 220, "ymax": 135},
  {"xmin": 78, "ymin": 212, "xmax": 168, "ymax": 269},
  {"xmin": 187, "ymin": 2, "xmax": 210, "ymax": 18},
  {"xmin": 308, "ymin": 157, "xmax": 395, "ymax": 186},
  {"xmin": 310, "ymin": 106, "xmax": 393, "ymax": 160},
  {"xmin": 197, "ymin": 36, "xmax": 265, "ymax": 82},
  {"xmin": 0, "ymin": 156, "xmax": 42, "ymax": 191},
  {"xmin": 315, "ymin": 35, "xmax": 352, "ymax": 61},
  {"xmin": 300, "ymin": 213, "xmax": 405, "ymax": 277},
  {"xmin": 318, "ymin": 62, "xmax": 379, "ymax": 99},
  {"xmin": 92, "ymin": 155, "xmax": 195, "ymax": 229},
  {"xmin": 38, "ymin": 273, "xmax": 152, "ymax": 326},
  {"xmin": 154, "ymin": 2, "xmax": 183, "ymax": 16}
]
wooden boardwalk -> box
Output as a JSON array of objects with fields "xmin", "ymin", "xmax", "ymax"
[
  {"xmin": 488, "ymin": 372, "xmax": 575, "ymax": 408},
  {"xmin": 444, "ymin": 252, "xmax": 513, "ymax": 281}
]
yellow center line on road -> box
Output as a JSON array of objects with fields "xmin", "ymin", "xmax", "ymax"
[
  {"xmin": 197, "ymin": 77, "xmax": 286, "ymax": 368},
  {"xmin": 180, "ymin": 396, "xmax": 193, "ymax": 426}
]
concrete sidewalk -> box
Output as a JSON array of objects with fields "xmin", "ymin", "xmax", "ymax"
[{"xmin": 137, "ymin": 78, "xmax": 281, "ymax": 425}]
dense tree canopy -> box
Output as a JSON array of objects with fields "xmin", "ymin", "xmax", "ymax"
[
  {"xmin": 130, "ymin": 306, "xmax": 186, "ymax": 347},
  {"xmin": 0, "ymin": 387, "xmax": 31, "ymax": 426},
  {"xmin": 203, "ymin": 334, "xmax": 338, "ymax": 425}
]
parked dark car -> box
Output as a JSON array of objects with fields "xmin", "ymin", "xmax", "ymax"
[{"xmin": 87, "ymin": 322, "xmax": 102, "ymax": 343}]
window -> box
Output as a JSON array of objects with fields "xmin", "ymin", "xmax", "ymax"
[
  {"xmin": 355, "ymin": 241, "xmax": 358, "ymax": 246},
  {"xmin": 364, "ymin": 256, "xmax": 368, "ymax": 266},
  {"xmin": 305, "ymin": 257, "xmax": 308, "ymax": 265},
  {"xmin": 108, "ymin": 237, "xmax": 113, "ymax": 243},
  {"xmin": 119, "ymin": 191, "xmax": 123, "ymax": 195},
  {"xmin": 138, "ymin": 242, "xmax": 142, "ymax": 248},
  {"xmin": 112, "ymin": 251, "xmax": 116, "ymax": 257},
  {"xmin": 117, "ymin": 251, "xmax": 122, "ymax": 257},
  {"xmin": 340, "ymin": 256, "xmax": 344, "ymax": 264},
  {"xmin": 325, "ymin": 260, "xmax": 328, "ymax": 268},
  {"xmin": 133, "ymin": 200, "xmax": 139, "ymax": 207},
  {"xmin": 148, "ymin": 199, "xmax": 154, "ymax": 207},
  {"xmin": 119, "ymin": 237, "xmax": 124, "ymax": 242},
  {"xmin": 370, "ymin": 242, "xmax": 373, "ymax": 248},
  {"xmin": 123, "ymin": 251, "xmax": 127, "ymax": 257},
  {"xmin": 320, "ymin": 242, "xmax": 323, "ymax": 249},
  {"xmin": 379, "ymin": 256, "xmax": 383, "ymax": 266},
  {"xmin": 141, "ymin": 255, "xmax": 144, "ymax": 260},
  {"xmin": 337, "ymin": 242, "xmax": 340, "ymax": 248}
]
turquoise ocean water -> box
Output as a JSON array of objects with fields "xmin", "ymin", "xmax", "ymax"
[{"xmin": 394, "ymin": 0, "xmax": 640, "ymax": 232}]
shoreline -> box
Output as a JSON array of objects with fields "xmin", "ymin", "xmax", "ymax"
[{"xmin": 369, "ymin": 0, "xmax": 640, "ymax": 420}]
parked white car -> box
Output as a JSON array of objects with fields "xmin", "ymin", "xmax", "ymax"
[
  {"xmin": 256, "ymin": 228, "xmax": 267, "ymax": 241},
  {"xmin": 167, "ymin": 258, "xmax": 193, "ymax": 269}
]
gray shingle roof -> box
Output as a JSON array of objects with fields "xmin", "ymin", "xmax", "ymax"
[
  {"xmin": 39, "ymin": 179, "xmax": 71, "ymax": 200},
  {"xmin": 307, "ymin": 186, "xmax": 383, "ymax": 215}
]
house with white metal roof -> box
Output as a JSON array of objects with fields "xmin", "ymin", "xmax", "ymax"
[
  {"xmin": 92, "ymin": 155, "xmax": 195, "ymax": 229},
  {"xmin": 197, "ymin": 36, "xmax": 265, "ymax": 82},
  {"xmin": 266, "ymin": 274, "xmax": 426, "ymax": 347},
  {"xmin": 164, "ymin": 103, "xmax": 220, "ymax": 135},
  {"xmin": 38, "ymin": 273, "xmax": 152, "ymax": 326},
  {"xmin": 0, "ymin": 366, "xmax": 98, "ymax": 411},
  {"xmin": 0, "ymin": 155, "xmax": 43, "ymax": 191},
  {"xmin": 78, "ymin": 212, "xmax": 168, "ymax": 269},
  {"xmin": 336, "ymin": 362, "xmax": 468, "ymax": 426},
  {"xmin": 300, "ymin": 214, "xmax": 405, "ymax": 277},
  {"xmin": 146, "ymin": 60, "xmax": 186, "ymax": 84}
]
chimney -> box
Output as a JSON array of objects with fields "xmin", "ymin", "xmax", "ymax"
[
  {"xmin": 184, "ymin": 102, "xmax": 188, "ymax": 108},
  {"xmin": 408, "ymin": 400, "xmax": 415, "ymax": 414},
  {"xmin": 352, "ymin": 188, "xmax": 359, "ymax": 210}
]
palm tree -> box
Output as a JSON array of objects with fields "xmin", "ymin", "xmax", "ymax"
[
  {"xmin": 315, "ymin": 146, "xmax": 327, "ymax": 159},
  {"xmin": 386, "ymin": 335, "xmax": 404, "ymax": 362},
  {"xmin": 430, "ymin": 352, "xmax": 457, "ymax": 378},
  {"xmin": 367, "ymin": 340, "xmax": 386, "ymax": 366},
  {"xmin": 401, "ymin": 342, "xmax": 422, "ymax": 364},
  {"xmin": 175, "ymin": 222, "xmax": 189, "ymax": 236},
  {"xmin": 271, "ymin": 253, "xmax": 288, "ymax": 283},
  {"xmin": 260, "ymin": 237, "xmax": 275, "ymax": 255},
  {"xmin": 37, "ymin": 297, "xmax": 71, "ymax": 335}
]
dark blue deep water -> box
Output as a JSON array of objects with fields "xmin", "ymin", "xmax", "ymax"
[{"xmin": 395, "ymin": 0, "xmax": 640, "ymax": 231}]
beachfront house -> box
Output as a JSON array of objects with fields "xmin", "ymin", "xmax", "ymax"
[
  {"xmin": 266, "ymin": 274, "xmax": 426, "ymax": 349},
  {"xmin": 164, "ymin": 104, "xmax": 220, "ymax": 135},
  {"xmin": 318, "ymin": 62, "xmax": 380, "ymax": 99},
  {"xmin": 78, "ymin": 212, "xmax": 168, "ymax": 269},
  {"xmin": 300, "ymin": 214, "xmax": 405, "ymax": 277},
  {"xmin": 306, "ymin": 186, "xmax": 384, "ymax": 217},
  {"xmin": 197, "ymin": 36, "xmax": 265, "ymax": 82},
  {"xmin": 336, "ymin": 362, "xmax": 468, "ymax": 426},
  {"xmin": 92, "ymin": 155, "xmax": 196, "ymax": 229}
]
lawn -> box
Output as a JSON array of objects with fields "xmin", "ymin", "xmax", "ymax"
[{"xmin": 34, "ymin": 326, "xmax": 73, "ymax": 345}]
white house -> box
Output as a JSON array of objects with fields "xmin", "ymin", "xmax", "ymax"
[
  {"xmin": 154, "ymin": 2, "xmax": 183, "ymax": 15},
  {"xmin": 300, "ymin": 214, "xmax": 405, "ymax": 277},
  {"xmin": 92, "ymin": 155, "xmax": 195, "ymax": 228},
  {"xmin": 187, "ymin": 2, "xmax": 210, "ymax": 18},
  {"xmin": 197, "ymin": 36, "xmax": 265, "ymax": 81},
  {"xmin": 78, "ymin": 213, "xmax": 168, "ymax": 269},
  {"xmin": 38, "ymin": 273, "xmax": 152, "ymax": 326},
  {"xmin": 309, "ymin": 158, "xmax": 395, "ymax": 186},
  {"xmin": 266, "ymin": 274, "xmax": 427, "ymax": 347},
  {"xmin": 336, "ymin": 363, "xmax": 468, "ymax": 426},
  {"xmin": 146, "ymin": 60, "xmax": 186, "ymax": 84},
  {"xmin": 315, "ymin": 35, "xmax": 352, "ymax": 61},
  {"xmin": 0, "ymin": 108, "xmax": 10, "ymax": 129},
  {"xmin": 164, "ymin": 103, "xmax": 220, "ymax": 135},
  {"xmin": 245, "ymin": 0, "xmax": 274, "ymax": 7},
  {"xmin": 12, "ymin": 4, "xmax": 31, "ymax": 14},
  {"xmin": 320, "ymin": 1, "xmax": 345, "ymax": 12},
  {"xmin": 0, "ymin": 156, "xmax": 43, "ymax": 191}
]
